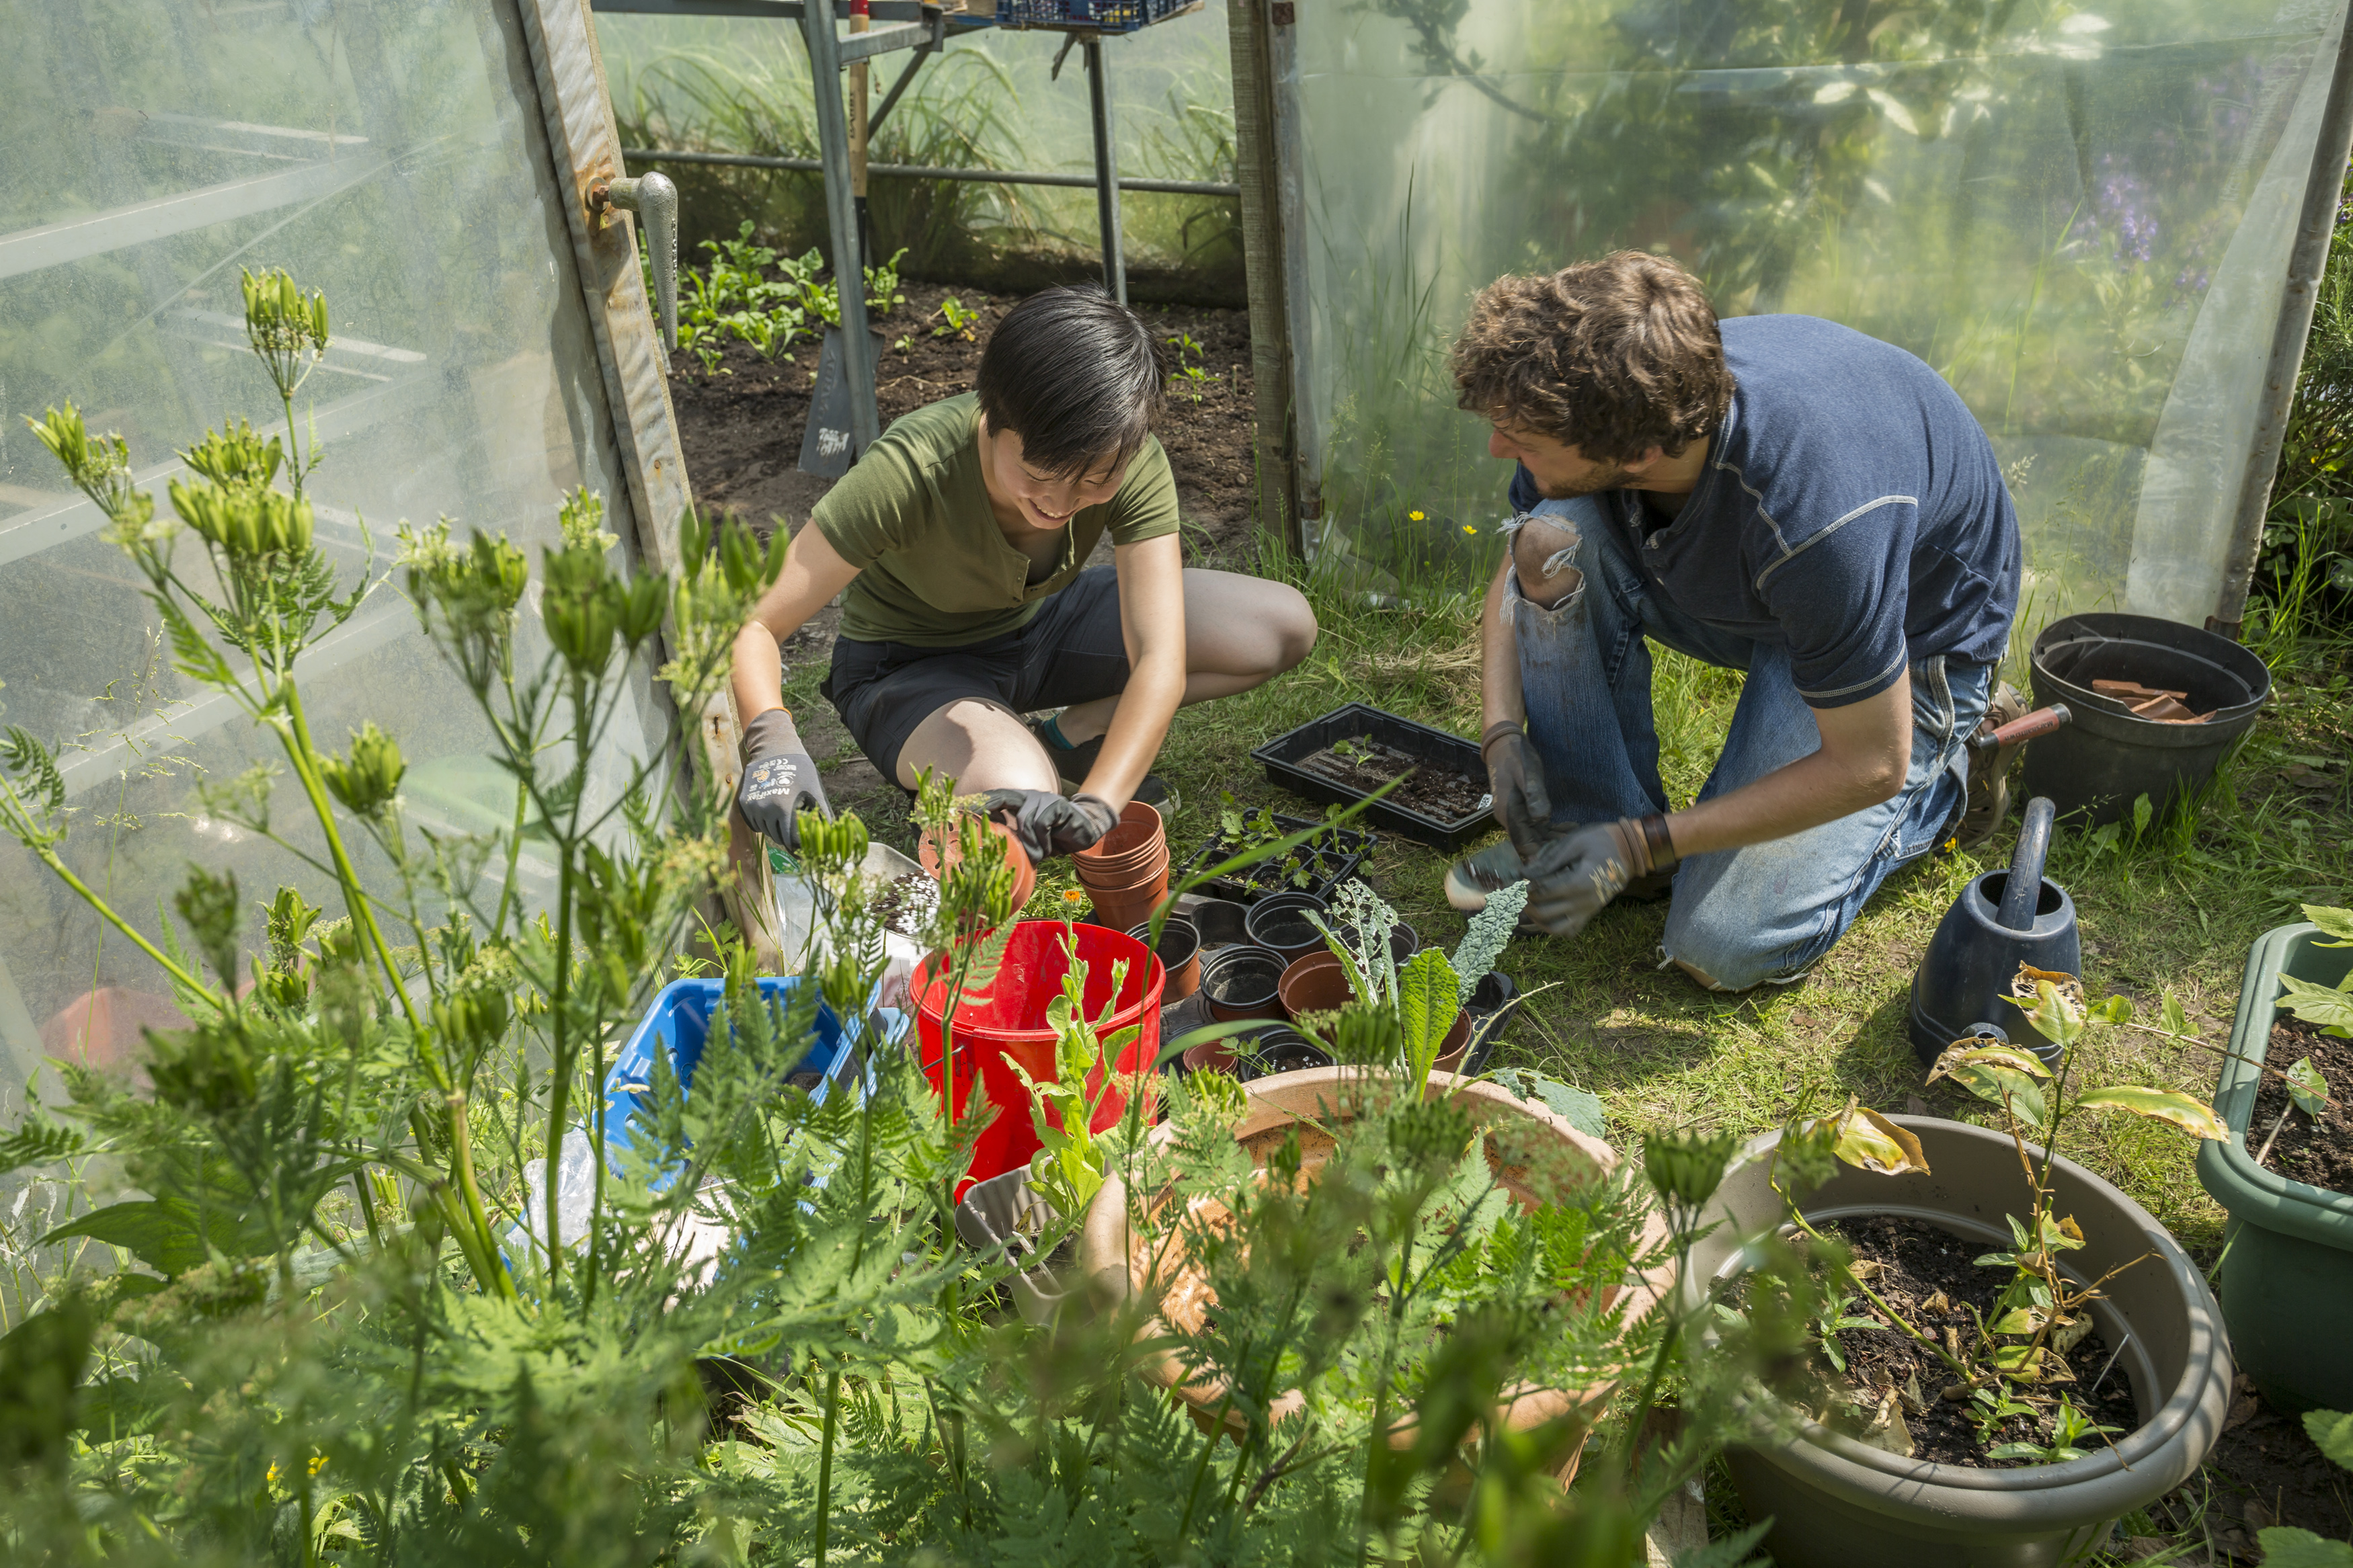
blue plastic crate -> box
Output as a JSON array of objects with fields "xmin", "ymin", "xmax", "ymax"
[
  {"xmin": 504, "ymin": 977, "xmax": 902, "ymax": 1272},
  {"xmin": 990, "ymin": 0, "xmax": 1199, "ymax": 33},
  {"xmin": 600, "ymin": 976, "xmax": 869, "ymax": 1165}
]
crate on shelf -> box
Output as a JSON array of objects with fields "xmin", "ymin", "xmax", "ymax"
[{"xmin": 988, "ymin": 0, "xmax": 1202, "ymax": 32}]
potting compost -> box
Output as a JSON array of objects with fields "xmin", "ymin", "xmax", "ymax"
[
  {"xmin": 1817, "ymin": 1214, "xmax": 2141, "ymax": 1467},
  {"xmin": 2247, "ymin": 1016, "xmax": 2353, "ymax": 1191},
  {"xmin": 1298, "ymin": 735, "xmax": 1491, "ymax": 821},
  {"xmin": 872, "ymin": 870, "xmax": 940, "ymax": 940}
]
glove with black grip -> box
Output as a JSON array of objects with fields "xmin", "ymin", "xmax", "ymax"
[
  {"xmin": 1481, "ymin": 722, "xmax": 1555, "ymax": 860},
  {"xmin": 980, "ymin": 788, "xmax": 1118, "ymax": 866},
  {"xmin": 1523, "ymin": 816, "xmax": 1671, "ymax": 939},
  {"xmin": 735, "ymin": 708, "xmax": 830, "ymax": 851}
]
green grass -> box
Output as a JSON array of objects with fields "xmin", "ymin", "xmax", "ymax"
[{"xmin": 1125, "ymin": 538, "xmax": 2353, "ymax": 1253}]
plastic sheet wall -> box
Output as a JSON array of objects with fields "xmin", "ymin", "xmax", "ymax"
[
  {"xmin": 1285, "ymin": 0, "xmax": 2349, "ymax": 626},
  {"xmin": 0, "ymin": 1, "xmax": 668, "ymax": 1106}
]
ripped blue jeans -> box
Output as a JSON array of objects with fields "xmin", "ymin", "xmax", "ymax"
[{"xmin": 1509, "ymin": 496, "xmax": 1992, "ymax": 991}]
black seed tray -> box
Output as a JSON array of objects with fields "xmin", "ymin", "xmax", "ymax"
[
  {"xmin": 1180, "ymin": 813, "xmax": 1375, "ymax": 905},
  {"xmin": 1250, "ymin": 702, "xmax": 1494, "ymax": 850}
]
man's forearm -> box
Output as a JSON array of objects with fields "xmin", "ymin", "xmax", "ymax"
[
  {"xmin": 1665, "ymin": 746, "xmax": 1902, "ymax": 858},
  {"xmin": 1480, "ymin": 561, "xmax": 1523, "ymax": 731}
]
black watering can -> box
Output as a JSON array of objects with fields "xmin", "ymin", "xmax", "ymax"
[{"xmin": 1907, "ymin": 795, "xmax": 2079, "ymax": 1070}]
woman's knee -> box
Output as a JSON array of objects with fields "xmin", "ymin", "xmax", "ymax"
[
  {"xmin": 1263, "ymin": 582, "xmax": 1318, "ymax": 673},
  {"xmin": 1187, "ymin": 570, "xmax": 1316, "ymax": 675}
]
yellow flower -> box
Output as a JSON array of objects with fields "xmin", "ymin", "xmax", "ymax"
[
  {"xmin": 1408, "ymin": 510, "xmax": 1425, "ymax": 522},
  {"xmin": 1462, "ymin": 524, "xmax": 1477, "ymax": 535},
  {"xmin": 1061, "ymin": 889, "xmax": 1086, "ymax": 905}
]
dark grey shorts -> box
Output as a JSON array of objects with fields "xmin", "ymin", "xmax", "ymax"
[{"xmin": 820, "ymin": 565, "xmax": 1131, "ymax": 784}]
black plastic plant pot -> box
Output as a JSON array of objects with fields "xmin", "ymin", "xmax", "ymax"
[
  {"xmin": 1250, "ymin": 702, "xmax": 1494, "ymax": 850},
  {"xmin": 1199, "ymin": 944, "xmax": 1287, "ymax": 1022},
  {"xmin": 2196, "ymin": 921, "xmax": 2353, "ymax": 1413},
  {"xmin": 2022, "ymin": 612, "xmax": 2269, "ymax": 827},
  {"xmin": 1684, "ymin": 1117, "xmax": 2231, "ymax": 1568},
  {"xmin": 1244, "ymin": 891, "xmax": 1329, "ymax": 966},
  {"xmin": 1232, "ymin": 1027, "xmax": 1333, "ymax": 1082}
]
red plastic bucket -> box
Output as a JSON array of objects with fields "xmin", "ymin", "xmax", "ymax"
[{"xmin": 913, "ymin": 920, "xmax": 1164, "ymax": 1196}]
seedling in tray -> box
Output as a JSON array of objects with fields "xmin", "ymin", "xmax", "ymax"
[{"xmin": 1198, "ymin": 796, "xmax": 1370, "ymax": 899}]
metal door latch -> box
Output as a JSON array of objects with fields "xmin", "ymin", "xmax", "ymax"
[{"xmin": 590, "ymin": 171, "xmax": 678, "ymax": 353}]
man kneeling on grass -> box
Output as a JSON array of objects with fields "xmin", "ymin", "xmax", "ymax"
[
  {"xmin": 1445, "ymin": 251, "xmax": 2022, "ymax": 991},
  {"xmin": 727, "ymin": 284, "xmax": 1318, "ymax": 868}
]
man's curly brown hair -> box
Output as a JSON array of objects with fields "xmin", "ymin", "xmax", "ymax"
[{"xmin": 1451, "ymin": 251, "xmax": 1735, "ymax": 465}]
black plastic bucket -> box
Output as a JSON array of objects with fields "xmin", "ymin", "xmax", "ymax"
[{"xmin": 2021, "ymin": 612, "xmax": 2269, "ymax": 827}]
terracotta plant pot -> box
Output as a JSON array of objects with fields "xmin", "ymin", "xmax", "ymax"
[
  {"xmin": 1199, "ymin": 944, "xmax": 1287, "ymax": 1022},
  {"xmin": 1074, "ymin": 800, "xmax": 1168, "ymax": 932},
  {"xmin": 1243, "ymin": 891, "xmax": 1329, "ymax": 966},
  {"xmin": 1081, "ymin": 1067, "xmax": 1673, "ymax": 1478},
  {"xmin": 918, "ymin": 815, "xmax": 1037, "ymax": 922},
  {"xmin": 1277, "ymin": 949, "xmax": 1355, "ymax": 1024},
  {"xmin": 1125, "ymin": 917, "xmax": 1201, "ymax": 1002}
]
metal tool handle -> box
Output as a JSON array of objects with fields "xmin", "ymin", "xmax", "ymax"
[
  {"xmin": 1997, "ymin": 796, "xmax": 2058, "ymax": 933},
  {"xmin": 594, "ymin": 171, "xmax": 679, "ymax": 353}
]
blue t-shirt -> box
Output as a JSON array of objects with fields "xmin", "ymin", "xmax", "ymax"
[{"xmin": 1508, "ymin": 314, "xmax": 2020, "ymax": 708}]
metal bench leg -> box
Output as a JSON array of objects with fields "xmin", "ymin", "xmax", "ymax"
[{"xmin": 1084, "ymin": 36, "xmax": 1125, "ymax": 306}]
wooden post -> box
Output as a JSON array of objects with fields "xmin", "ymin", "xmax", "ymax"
[{"xmin": 1227, "ymin": 0, "xmax": 1302, "ymax": 561}]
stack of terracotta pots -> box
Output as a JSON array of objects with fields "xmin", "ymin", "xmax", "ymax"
[{"xmin": 1072, "ymin": 800, "xmax": 1168, "ymax": 932}]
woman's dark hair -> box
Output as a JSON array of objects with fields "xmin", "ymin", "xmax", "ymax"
[{"xmin": 975, "ymin": 284, "xmax": 1163, "ymax": 479}]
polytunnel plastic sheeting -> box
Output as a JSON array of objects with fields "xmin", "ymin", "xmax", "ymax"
[
  {"xmin": 1285, "ymin": 0, "xmax": 2349, "ymax": 630},
  {"xmin": 0, "ymin": 1, "xmax": 669, "ymax": 1107}
]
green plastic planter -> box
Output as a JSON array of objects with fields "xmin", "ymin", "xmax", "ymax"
[{"xmin": 2196, "ymin": 921, "xmax": 2353, "ymax": 1415}]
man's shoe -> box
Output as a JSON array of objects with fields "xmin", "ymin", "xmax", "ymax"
[
  {"xmin": 1027, "ymin": 713, "xmax": 1180, "ymax": 815},
  {"xmin": 1445, "ymin": 841, "xmax": 1527, "ymax": 913}
]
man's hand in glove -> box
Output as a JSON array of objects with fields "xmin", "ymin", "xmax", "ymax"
[
  {"xmin": 735, "ymin": 708, "xmax": 830, "ymax": 851},
  {"xmin": 1481, "ymin": 723, "xmax": 1555, "ymax": 860},
  {"xmin": 1524, "ymin": 815, "xmax": 1677, "ymax": 938},
  {"xmin": 980, "ymin": 789, "xmax": 1118, "ymax": 866}
]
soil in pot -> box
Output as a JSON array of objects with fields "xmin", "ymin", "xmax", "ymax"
[
  {"xmin": 1804, "ymin": 1214, "xmax": 2139, "ymax": 1467},
  {"xmin": 2245, "ymin": 1014, "xmax": 2353, "ymax": 1190},
  {"xmin": 871, "ymin": 870, "xmax": 940, "ymax": 940},
  {"xmin": 1298, "ymin": 735, "xmax": 1488, "ymax": 821}
]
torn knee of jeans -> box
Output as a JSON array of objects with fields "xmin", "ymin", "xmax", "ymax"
[{"xmin": 1511, "ymin": 521, "xmax": 1583, "ymax": 611}]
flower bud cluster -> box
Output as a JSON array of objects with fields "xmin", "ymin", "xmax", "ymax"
[
  {"xmin": 542, "ymin": 541, "xmax": 666, "ymax": 676},
  {"xmin": 320, "ymin": 721, "xmax": 405, "ymax": 818},
  {"xmin": 170, "ymin": 478, "xmax": 314, "ymax": 560}
]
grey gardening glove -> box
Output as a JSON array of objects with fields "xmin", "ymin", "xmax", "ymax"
[
  {"xmin": 1523, "ymin": 818, "xmax": 1652, "ymax": 939},
  {"xmin": 1481, "ymin": 724, "xmax": 1554, "ymax": 860},
  {"xmin": 735, "ymin": 708, "xmax": 830, "ymax": 852},
  {"xmin": 980, "ymin": 788, "xmax": 1117, "ymax": 864}
]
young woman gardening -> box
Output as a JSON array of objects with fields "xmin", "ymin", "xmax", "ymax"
[{"xmin": 728, "ymin": 284, "xmax": 1318, "ymax": 868}]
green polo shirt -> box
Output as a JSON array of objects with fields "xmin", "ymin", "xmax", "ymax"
[{"xmin": 810, "ymin": 392, "xmax": 1181, "ymax": 647}]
